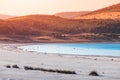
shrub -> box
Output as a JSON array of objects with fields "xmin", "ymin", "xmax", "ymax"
[
  {"xmin": 5, "ymin": 65, "xmax": 11, "ymax": 68},
  {"xmin": 89, "ymin": 71, "xmax": 99, "ymax": 76},
  {"xmin": 24, "ymin": 66, "xmax": 76, "ymax": 74},
  {"xmin": 111, "ymin": 59, "xmax": 114, "ymax": 61},
  {"xmin": 24, "ymin": 66, "xmax": 34, "ymax": 70},
  {"xmin": 55, "ymin": 69, "xmax": 76, "ymax": 74},
  {"xmin": 12, "ymin": 64, "xmax": 19, "ymax": 69}
]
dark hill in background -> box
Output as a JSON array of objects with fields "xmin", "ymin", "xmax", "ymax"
[
  {"xmin": 55, "ymin": 11, "xmax": 91, "ymax": 19},
  {"xmin": 0, "ymin": 14, "xmax": 120, "ymax": 42},
  {"xmin": 0, "ymin": 14, "xmax": 15, "ymax": 19}
]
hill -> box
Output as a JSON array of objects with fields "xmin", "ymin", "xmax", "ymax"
[
  {"xmin": 55, "ymin": 11, "xmax": 91, "ymax": 19},
  {"xmin": 0, "ymin": 14, "xmax": 15, "ymax": 19},
  {"xmin": 75, "ymin": 3, "xmax": 120, "ymax": 19},
  {"xmin": 0, "ymin": 14, "xmax": 120, "ymax": 42}
]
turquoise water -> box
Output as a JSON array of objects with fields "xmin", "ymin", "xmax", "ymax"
[
  {"xmin": 19, "ymin": 43, "xmax": 120, "ymax": 57},
  {"xmin": 61, "ymin": 43, "xmax": 120, "ymax": 50}
]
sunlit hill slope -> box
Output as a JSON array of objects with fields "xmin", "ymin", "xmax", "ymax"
[{"xmin": 75, "ymin": 3, "xmax": 120, "ymax": 19}]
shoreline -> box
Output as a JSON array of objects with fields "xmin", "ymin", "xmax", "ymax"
[
  {"xmin": 17, "ymin": 43, "xmax": 120, "ymax": 58},
  {"xmin": 1, "ymin": 42, "xmax": 120, "ymax": 59},
  {"xmin": 0, "ymin": 42, "xmax": 120, "ymax": 59},
  {"xmin": 0, "ymin": 43, "xmax": 120, "ymax": 80},
  {"xmin": 0, "ymin": 40, "xmax": 120, "ymax": 44}
]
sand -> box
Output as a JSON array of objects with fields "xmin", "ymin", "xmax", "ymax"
[{"xmin": 0, "ymin": 43, "xmax": 120, "ymax": 80}]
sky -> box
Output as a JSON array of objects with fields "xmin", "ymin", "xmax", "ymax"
[{"xmin": 0, "ymin": 0, "xmax": 120, "ymax": 16}]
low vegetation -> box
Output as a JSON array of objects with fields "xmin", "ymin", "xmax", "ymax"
[
  {"xmin": 12, "ymin": 64, "xmax": 19, "ymax": 69},
  {"xmin": 5, "ymin": 65, "xmax": 11, "ymax": 68},
  {"xmin": 5, "ymin": 64, "xmax": 19, "ymax": 69},
  {"xmin": 89, "ymin": 71, "xmax": 99, "ymax": 76},
  {"xmin": 2, "ymin": 64, "xmax": 107, "ymax": 76},
  {"xmin": 3, "ymin": 64, "xmax": 76, "ymax": 74},
  {"xmin": 24, "ymin": 66, "xmax": 76, "ymax": 74}
]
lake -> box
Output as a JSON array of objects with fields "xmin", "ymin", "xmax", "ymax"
[{"xmin": 18, "ymin": 43, "xmax": 120, "ymax": 57}]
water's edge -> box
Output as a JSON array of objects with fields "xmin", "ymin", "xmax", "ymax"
[{"xmin": 18, "ymin": 43, "xmax": 120, "ymax": 57}]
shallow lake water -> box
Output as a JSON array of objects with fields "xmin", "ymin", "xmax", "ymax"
[{"xmin": 18, "ymin": 43, "xmax": 120, "ymax": 56}]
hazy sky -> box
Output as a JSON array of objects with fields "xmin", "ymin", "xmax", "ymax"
[{"xmin": 0, "ymin": 0, "xmax": 120, "ymax": 16}]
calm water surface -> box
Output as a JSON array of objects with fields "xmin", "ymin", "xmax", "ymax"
[{"xmin": 19, "ymin": 43, "xmax": 120, "ymax": 56}]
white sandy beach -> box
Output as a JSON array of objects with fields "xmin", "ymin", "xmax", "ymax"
[{"xmin": 0, "ymin": 43, "xmax": 120, "ymax": 80}]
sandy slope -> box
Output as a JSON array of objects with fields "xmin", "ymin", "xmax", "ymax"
[{"xmin": 0, "ymin": 43, "xmax": 120, "ymax": 80}]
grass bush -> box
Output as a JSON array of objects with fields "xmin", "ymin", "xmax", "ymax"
[
  {"xmin": 5, "ymin": 65, "xmax": 11, "ymax": 68},
  {"xmin": 89, "ymin": 71, "xmax": 99, "ymax": 76},
  {"xmin": 24, "ymin": 66, "xmax": 34, "ymax": 70},
  {"xmin": 12, "ymin": 64, "xmax": 19, "ymax": 69},
  {"xmin": 24, "ymin": 66, "xmax": 76, "ymax": 74}
]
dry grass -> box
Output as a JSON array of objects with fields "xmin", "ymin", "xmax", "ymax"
[
  {"xmin": 24, "ymin": 66, "xmax": 76, "ymax": 74},
  {"xmin": 5, "ymin": 65, "xmax": 11, "ymax": 68},
  {"xmin": 12, "ymin": 64, "xmax": 19, "ymax": 69},
  {"xmin": 89, "ymin": 71, "xmax": 99, "ymax": 76}
]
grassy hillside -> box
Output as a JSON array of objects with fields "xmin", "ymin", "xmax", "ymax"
[
  {"xmin": 0, "ymin": 14, "xmax": 120, "ymax": 42},
  {"xmin": 75, "ymin": 3, "xmax": 120, "ymax": 19},
  {"xmin": 0, "ymin": 15, "xmax": 119, "ymax": 34}
]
